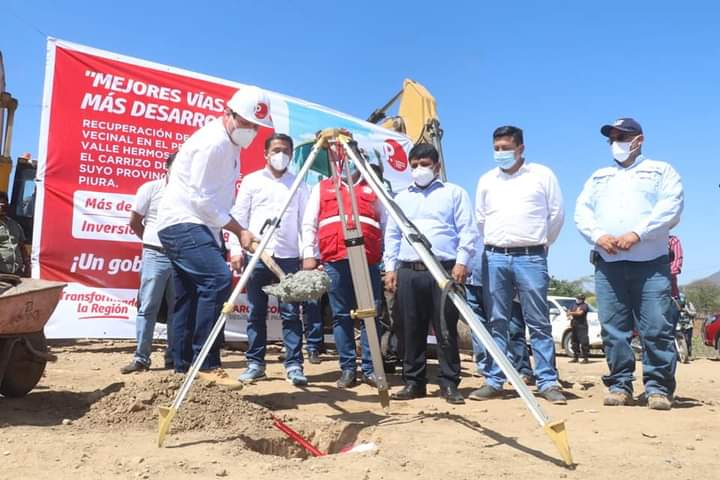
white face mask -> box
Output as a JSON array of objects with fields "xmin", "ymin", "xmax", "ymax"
[
  {"xmin": 230, "ymin": 127, "xmax": 257, "ymax": 148},
  {"xmin": 411, "ymin": 165, "xmax": 436, "ymax": 187},
  {"xmin": 611, "ymin": 138, "xmax": 639, "ymax": 163},
  {"xmin": 269, "ymin": 152, "xmax": 290, "ymax": 171}
]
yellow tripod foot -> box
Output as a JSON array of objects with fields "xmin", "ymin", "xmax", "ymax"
[
  {"xmin": 157, "ymin": 405, "xmax": 177, "ymax": 447},
  {"xmin": 544, "ymin": 419, "xmax": 573, "ymax": 466}
]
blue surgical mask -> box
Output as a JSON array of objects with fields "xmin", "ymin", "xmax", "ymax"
[{"xmin": 494, "ymin": 150, "xmax": 517, "ymax": 170}]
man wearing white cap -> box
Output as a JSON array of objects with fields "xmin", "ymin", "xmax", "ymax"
[{"xmin": 156, "ymin": 86, "xmax": 273, "ymax": 385}]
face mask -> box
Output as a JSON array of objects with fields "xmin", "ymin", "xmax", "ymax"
[
  {"xmin": 411, "ymin": 166, "xmax": 436, "ymax": 187},
  {"xmin": 611, "ymin": 138, "xmax": 639, "ymax": 163},
  {"xmin": 576, "ymin": 299, "xmax": 582, "ymax": 304},
  {"xmin": 494, "ymin": 150, "xmax": 517, "ymax": 170},
  {"xmin": 230, "ymin": 127, "xmax": 257, "ymax": 148},
  {"xmin": 269, "ymin": 152, "xmax": 290, "ymax": 171}
]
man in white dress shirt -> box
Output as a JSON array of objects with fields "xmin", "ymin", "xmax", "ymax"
[
  {"xmin": 156, "ymin": 86, "xmax": 272, "ymax": 386},
  {"xmin": 575, "ymin": 118, "xmax": 683, "ymax": 410},
  {"xmin": 472, "ymin": 125, "xmax": 566, "ymax": 405},
  {"xmin": 229, "ymin": 133, "xmax": 309, "ymax": 386}
]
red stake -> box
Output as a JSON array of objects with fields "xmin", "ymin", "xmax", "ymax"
[{"xmin": 271, "ymin": 415, "xmax": 326, "ymax": 457}]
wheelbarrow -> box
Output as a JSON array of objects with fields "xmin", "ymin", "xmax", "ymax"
[{"xmin": 0, "ymin": 274, "xmax": 66, "ymax": 397}]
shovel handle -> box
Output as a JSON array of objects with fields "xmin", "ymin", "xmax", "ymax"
[{"xmin": 249, "ymin": 240, "xmax": 286, "ymax": 280}]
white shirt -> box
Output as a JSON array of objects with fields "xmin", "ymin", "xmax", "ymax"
[
  {"xmin": 301, "ymin": 179, "xmax": 387, "ymax": 260},
  {"xmin": 575, "ymin": 155, "xmax": 683, "ymax": 262},
  {"xmin": 132, "ymin": 178, "xmax": 166, "ymax": 248},
  {"xmin": 228, "ymin": 168, "xmax": 308, "ymax": 258},
  {"xmin": 156, "ymin": 118, "xmax": 240, "ymax": 244},
  {"xmin": 475, "ymin": 161, "xmax": 564, "ymax": 247}
]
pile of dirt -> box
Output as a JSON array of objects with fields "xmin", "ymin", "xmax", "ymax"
[{"xmin": 79, "ymin": 374, "xmax": 275, "ymax": 436}]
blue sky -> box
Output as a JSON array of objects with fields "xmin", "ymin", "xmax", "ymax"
[{"xmin": 2, "ymin": 1, "xmax": 718, "ymax": 284}]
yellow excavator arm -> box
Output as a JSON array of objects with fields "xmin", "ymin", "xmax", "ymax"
[{"xmin": 367, "ymin": 79, "xmax": 446, "ymax": 180}]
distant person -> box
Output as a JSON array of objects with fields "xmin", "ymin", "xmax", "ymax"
[
  {"xmin": 121, "ymin": 153, "xmax": 177, "ymax": 374},
  {"xmin": 473, "ymin": 125, "xmax": 566, "ymax": 405},
  {"xmin": 156, "ymin": 86, "xmax": 272, "ymax": 388},
  {"xmin": 668, "ymin": 235, "xmax": 683, "ymax": 299},
  {"xmin": 575, "ymin": 117, "xmax": 683, "ymax": 410},
  {"xmin": 0, "ymin": 192, "xmax": 28, "ymax": 276},
  {"xmin": 567, "ymin": 294, "xmax": 590, "ymax": 364}
]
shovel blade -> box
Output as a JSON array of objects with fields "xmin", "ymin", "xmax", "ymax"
[
  {"xmin": 543, "ymin": 419, "xmax": 573, "ymax": 466},
  {"xmin": 157, "ymin": 405, "xmax": 177, "ymax": 447}
]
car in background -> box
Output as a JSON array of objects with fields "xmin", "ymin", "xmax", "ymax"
[
  {"xmin": 702, "ymin": 313, "xmax": 720, "ymax": 354},
  {"xmin": 548, "ymin": 296, "xmax": 604, "ymax": 356}
]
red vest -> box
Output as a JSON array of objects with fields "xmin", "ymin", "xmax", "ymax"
[{"xmin": 317, "ymin": 178, "xmax": 382, "ymax": 264}]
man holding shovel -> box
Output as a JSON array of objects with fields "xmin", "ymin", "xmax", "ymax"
[
  {"xmin": 230, "ymin": 133, "xmax": 310, "ymax": 386},
  {"xmin": 156, "ymin": 86, "xmax": 272, "ymax": 385}
]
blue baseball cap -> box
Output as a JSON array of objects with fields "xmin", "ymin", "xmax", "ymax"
[{"xmin": 600, "ymin": 118, "xmax": 643, "ymax": 137}]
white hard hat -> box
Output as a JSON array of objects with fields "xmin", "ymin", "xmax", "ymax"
[{"xmin": 226, "ymin": 86, "xmax": 273, "ymax": 129}]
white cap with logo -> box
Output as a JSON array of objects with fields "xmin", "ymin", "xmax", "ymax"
[{"xmin": 226, "ymin": 86, "xmax": 273, "ymax": 129}]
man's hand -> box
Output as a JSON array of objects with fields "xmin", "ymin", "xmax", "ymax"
[
  {"xmin": 230, "ymin": 255, "xmax": 244, "ymax": 272},
  {"xmin": 616, "ymin": 232, "xmax": 641, "ymax": 251},
  {"xmin": 384, "ymin": 271, "xmax": 397, "ymax": 293},
  {"xmin": 596, "ymin": 234, "xmax": 619, "ymax": 255},
  {"xmin": 302, "ymin": 258, "xmax": 318, "ymax": 271},
  {"xmin": 451, "ymin": 264, "xmax": 468, "ymax": 285},
  {"xmin": 240, "ymin": 230, "xmax": 257, "ymax": 251}
]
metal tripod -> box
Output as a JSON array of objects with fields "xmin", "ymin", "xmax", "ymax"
[
  {"xmin": 326, "ymin": 137, "xmax": 390, "ymax": 409},
  {"xmin": 334, "ymin": 135, "xmax": 574, "ymax": 466}
]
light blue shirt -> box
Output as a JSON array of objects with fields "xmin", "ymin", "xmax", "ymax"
[
  {"xmin": 575, "ymin": 155, "xmax": 684, "ymax": 262},
  {"xmin": 384, "ymin": 179, "xmax": 478, "ymax": 271}
]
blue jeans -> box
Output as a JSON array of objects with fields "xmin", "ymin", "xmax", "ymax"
[
  {"xmin": 467, "ymin": 285, "xmax": 489, "ymax": 372},
  {"xmin": 470, "ymin": 286, "xmax": 532, "ymax": 377},
  {"xmin": 324, "ymin": 259, "xmax": 381, "ymax": 376},
  {"xmin": 245, "ymin": 256, "xmax": 303, "ymax": 369},
  {"xmin": 134, "ymin": 248, "xmax": 175, "ymax": 367},
  {"xmin": 158, "ymin": 223, "xmax": 231, "ymax": 372},
  {"xmin": 595, "ymin": 255, "xmax": 676, "ymax": 397},
  {"xmin": 482, "ymin": 251, "xmax": 558, "ymax": 391},
  {"xmin": 302, "ymin": 300, "xmax": 324, "ymax": 353}
]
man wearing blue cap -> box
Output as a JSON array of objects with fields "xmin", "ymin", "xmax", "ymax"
[{"xmin": 575, "ymin": 118, "xmax": 684, "ymax": 410}]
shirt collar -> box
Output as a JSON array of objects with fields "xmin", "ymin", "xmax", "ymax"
[
  {"xmin": 496, "ymin": 160, "xmax": 528, "ymax": 178},
  {"xmin": 263, "ymin": 166, "xmax": 289, "ymax": 180},
  {"xmin": 408, "ymin": 177, "xmax": 443, "ymax": 192}
]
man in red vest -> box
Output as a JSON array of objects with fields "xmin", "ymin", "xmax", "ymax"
[{"xmin": 301, "ymin": 161, "xmax": 385, "ymax": 388}]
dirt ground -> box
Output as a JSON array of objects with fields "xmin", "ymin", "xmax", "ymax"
[{"xmin": 1, "ymin": 341, "xmax": 719, "ymax": 480}]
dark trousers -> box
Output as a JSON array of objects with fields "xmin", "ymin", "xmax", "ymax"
[
  {"xmin": 158, "ymin": 223, "xmax": 231, "ymax": 372},
  {"xmin": 571, "ymin": 321, "xmax": 590, "ymax": 360},
  {"xmin": 397, "ymin": 262, "xmax": 461, "ymax": 389}
]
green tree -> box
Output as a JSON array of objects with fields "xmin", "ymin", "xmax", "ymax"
[
  {"xmin": 548, "ymin": 276, "xmax": 584, "ymax": 297},
  {"xmin": 684, "ymin": 282, "xmax": 720, "ymax": 314}
]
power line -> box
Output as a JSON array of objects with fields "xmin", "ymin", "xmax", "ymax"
[{"xmin": 6, "ymin": 6, "xmax": 50, "ymax": 39}]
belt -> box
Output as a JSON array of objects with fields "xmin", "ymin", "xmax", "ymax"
[
  {"xmin": 143, "ymin": 244, "xmax": 166, "ymax": 254},
  {"xmin": 485, "ymin": 244, "xmax": 545, "ymax": 255},
  {"xmin": 398, "ymin": 260, "xmax": 455, "ymax": 271}
]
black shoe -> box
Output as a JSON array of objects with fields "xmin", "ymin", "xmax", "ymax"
[
  {"xmin": 569, "ymin": 358, "xmax": 579, "ymax": 363},
  {"xmin": 540, "ymin": 387, "xmax": 567, "ymax": 405},
  {"xmin": 361, "ymin": 373, "xmax": 378, "ymax": 388},
  {"xmin": 307, "ymin": 351, "xmax": 321, "ymax": 365},
  {"xmin": 468, "ymin": 384, "xmax": 503, "ymax": 401},
  {"xmin": 336, "ymin": 370, "xmax": 357, "ymax": 389},
  {"xmin": 120, "ymin": 361, "xmax": 149, "ymax": 374},
  {"xmin": 164, "ymin": 359, "xmax": 174, "ymax": 370},
  {"xmin": 581, "ymin": 358, "xmax": 589, "ymax": 364},
  {"xmin": 440, "ymin": 385, "xmax": 465, "ymax": 405},
  {"xmin": 391, "ymin": 384, "xmax": 427, "ymax": 400}
]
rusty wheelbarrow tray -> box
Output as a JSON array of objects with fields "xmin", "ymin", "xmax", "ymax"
[{"xmin": 0, "ymin": 275, "xmax": 66, "ymax": 397}]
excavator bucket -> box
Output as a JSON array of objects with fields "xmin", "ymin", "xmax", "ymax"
[{"xmin": 394, "ymin": 79, "xmax": 439, "ymax": 144}]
